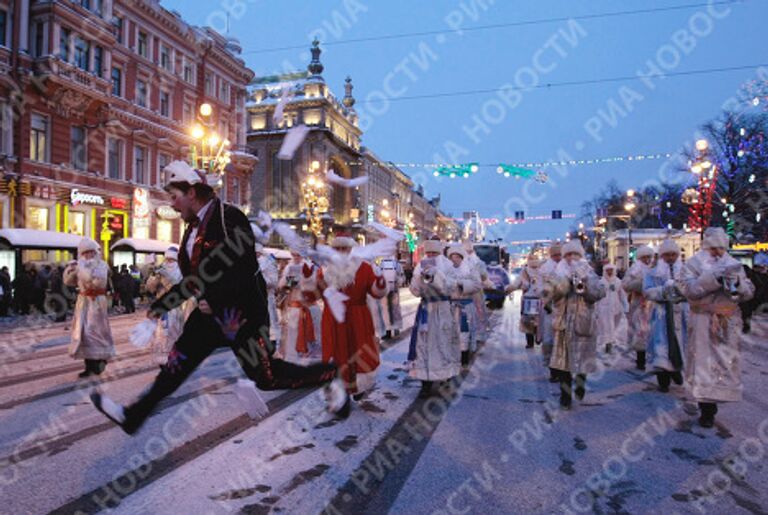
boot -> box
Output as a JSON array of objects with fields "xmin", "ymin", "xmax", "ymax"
[
  {"xmin": 384, "ymin": 330, "xmax": 392, "ymax": 340},
  {"xmin": 461, "ymin": 351, "xmax": 470, "ymax": 368},
  {"xmin": 671, "ymin": 370, "xmax": 683, "ymax": 385},
  {"xmin": 657, "ymin": 371, "xmax": 671, "ymax": 393},
  {"xmin": 575, "ymin": 374, "xmax": 587, "ymax": 401},
  {"xmin": 698, "ymin": 402, "xmax": 717, "ymax": 428},
  {"xmin": 92, "ymin": 360, "xmax": 106, "ymax": 375},
  {"xmin": 548, "ymin": 368, "xmax": 559, "ymax": 383},
  {"xmin": 559, "ymin": 372, "xmax": 572, "ymax": 409},
  {"xmin": 418, "ymin": 380, "xmax": 433, "ymax": 399},
  {"xmin": 742, "ymin": 319, "xmax": 751, "ymax": 334},
  {"xmin": 525, "ymin": 334, "xmax": 534, "ymax": 348},
  {"xmin": 636, "ymin": 351, "xmax": 646, "ymax": 371},
  {"xmin": 78, "ymin": 360, "xmax": 95, "ymax": 378},
  {"xmin": 605, "ymin": 343, "xmax": 613, "ymax": 354}
]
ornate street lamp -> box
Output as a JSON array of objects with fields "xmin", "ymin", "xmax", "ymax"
[
  {"xmin": 301, "ymin": 160, "xmax": 328, "ymax": 237},
  {"xmin": 189, "ymin": 103, "xmax": 232, "ymax": 182}
]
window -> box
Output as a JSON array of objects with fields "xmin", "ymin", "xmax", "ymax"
[
  {"xmin": 157, "ymin": 220, "xmax": 172, "ymax": 242},
  {"xmin": 183, "ymin": 102, "xmax": 193, "ymax": 125},
  {"xmin": 270, "ymin": 152, "xmax": 293, "ymax": 211},
  {"xmin": 0, "ymin": 103, "xmax": 11, "ymax": 156},
  {"xmin": 111, "ymin": 67, "xmax": 121, "ymax": 96},
  {"xmin": 160, "ymin": 45, "xmax": 171, "ymax": 71},
  {"xmin": 205, "ymin": 72, "xmax": 213, "ymax": 96},
  {"xmin": 71, "ymin": 126, "xmax": 87, "ymax": 171},
  {"xmin": 59, "ymin": 27, "xmax": 70, "ymax": 61},
  {"xmin": 108, "ymin": 138, "xmax": 123, "ymax": 179},
  {"xmin": 0, "ymin": 9, "xmax": 7, "ymax": 48},
  {"xmin": 219, "ymin": 81, "xmax": 230, "ymax": 102},
  {"xmin": 183, "ymin": 62, "xmax": 193, "ymax": 83},
  {"xmin": 158, "ymin": 153, "xmax": 170, "ymax": 186},
  {"xmin": 30, "ymin": 113, "xmax": 48, "ymax": 162},
  {"xmin": 74, "ymin": 36, "xmax": 89, "ymax": 71},
  {"xmin": 134, "ymin": 146, "xmax": 146, "ymax": 184},
  {"xmin": 232, "ymin": 177, "xmax": 240, "ymax": 204},
  {"xmin": 93, "ymin": 46, "xmax": 103, "ymax": 76},
  {"xmin": 136, "ymin": 79, "xmax": 147, "ymax": 107},
  {"xmin": 26, "ymin": 206, "xmax": 49, "ymax": 231},
  {"xmin": 137, "ymin": 31, "xmax": 148, "ymax": 58},
  {"xmin": 159, "ymin": 91, "xmax": 170, "ymax": 117},
  {"xmin": 112, "ymin": 16, "xmax": 123, "ymax": 44},
  {"xmin": 33, "ymin": 21, "xmax": 44, "ymax": 57},
  {"xmin": 68, "ymin": 211, "xmax": 85, "ymax": 235}
]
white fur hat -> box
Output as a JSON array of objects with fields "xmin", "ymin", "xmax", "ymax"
[
  {"xmin": 702, "ymin": 227, "xmax": 729, "ymax": 249},
  {"xmin": 164, "ymin": 160, "xmax": 205, "ymax": 188},
  {"xmin": 164, "ymin": 246, "xmax": 179, "ymax": 260},
  {"xmin": 330, "ymin": 233, "xmax": 357, "ymax": 248},
  {"xmin": 78, "ymin": 237, "xmax": 100, "ymax": 255},
  {"xmin": 447, "ymin": 244, "xmax": 466, "ymax": 260},
  {"xmin": 423, "ymin": 240, "xmax": 444, "ymax": 254},
  {"xmin": 637, "ymin": 245, "xmax": 654, "ymax": 259},
  {"xmin": 549, "ymin": 243, "xmax": 562, "ymax": 256},
  {"xmin": 658, "ymin": 239, "xmax": 680, "ymax": 255},
  {"xmin": 527, "ymin": 254, "xmax": 541, "ymax": 267},
  {"xmin": 562, "ymin": 240, "xmax": 585, "ymax": 257}
]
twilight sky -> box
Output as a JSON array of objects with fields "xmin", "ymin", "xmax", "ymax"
[{"xmin": 163, "ymin": 0, "xmax": 768, "ymax": 245}]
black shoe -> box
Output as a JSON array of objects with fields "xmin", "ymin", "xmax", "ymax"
[
  {"xmin": 559, "ymin": 374, "xmax": 572, "ymax": 409},
  {"xmin": 525, "ymin": 334, "xmax": 534, "ymax": 348},
  {"xmin": 697, "ymin": 402, "xmax": 717, "ymax": 428},
  {"xmin": 384, "ymin": 330, "xmax": 392, "ymax": 340},
  {"xmin": 78, "ymin": 368, "xmax": 95, "ymax": 378},
  {"xmin": 575, "ymin": 374, "xmax": 586, "ymax": 401},
  {"xmin": 337, "ymin": 396, "xmax": 351, "ymax": 419},
  {"xmin": 90, "ymin": 391, "xmax": 137, "ymax": 435},
  {"xmin": 657, "ymin": 372, "xmax": 671, "ymax": 393},
  {"xmin": 548, "ymin": 368, "xmax": 559, "ymax": 383},
  {"xmin": 671, "ymin": 371, "xmax": 683, "ymax": 385},
  {"xmin": 352, "ymin": 392, "xmax": 365, "ymax": 402},
  {"xmin": 461, "ymin": 351, "xmax": 470, "ymax": 367},
  {"xmin": 636, "ymin": 351, "xmax": 646, "ymax": 371},
  {"xmin": 605, "ymin": 343, "xmax": 613, "ymax": 354},
  {"xmin": 742, "ymin": 321, "xmax": 751, "ymax": 334},
  {"xmin": 418, "ymin": 381, "xmax": 433, "ymax": 399},
  {"xmin": 93, "ymin": 360, "xmax": 106, "ymax": 375},
  {"xmin": 393, "ymin": 330, "xmax": 400, "ymax": 338}
]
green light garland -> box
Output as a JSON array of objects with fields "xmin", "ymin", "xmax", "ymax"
[{"xmin": 432, "ymin": 162, "xmax": 479, "ymax": 178}]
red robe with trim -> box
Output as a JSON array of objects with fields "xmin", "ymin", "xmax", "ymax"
[{"xmin": 321, "ymin": 261, "xmax": 386, "ymax": 392}]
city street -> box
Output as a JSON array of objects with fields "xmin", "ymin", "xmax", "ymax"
[{"xmin": 2, "ymin": 292, "xmax": 766, "ymax": 514}]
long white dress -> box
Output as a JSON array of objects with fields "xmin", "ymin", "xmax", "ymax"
[
  {"xmin": 278, "ymin": 261, "xmax": 323, "ymax": 365},
  {"xmin": 408, "ymin": 257, "xmax": 461, "ymax": 381},
  {"xmin": 65, "ymin": 259, "xmax": 115, "ymax": 361},
  {"xmin": 677, "ymin": 250, "xmax": 754, "ymax": 403},
  {"xmin": 595, "ymin": 274, "xmax": 627, "ymax": 347},
  {"xmin": 622, "ymin": 261, "xmax": 652, "ymax": 352},
  {"xmin": 643, "ymin": 260, "xmax": 688, "ymax": 373},
  {"xmin": 538, "ymin": 258, "xmax": 560, "ymax": 365},
  {"xmin": 445, "ymin": 261, "xmax": 483, "ymax": 352}
]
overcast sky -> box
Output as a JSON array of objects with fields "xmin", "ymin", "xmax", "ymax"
[{"xmin": 163, "ymin": 0, "xmax": 768, "ymax": 245}]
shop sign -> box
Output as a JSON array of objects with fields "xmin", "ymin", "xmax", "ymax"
[
  {"xmin": 70, "ymin": 188, "xmax": 105, "ymax": 206},
  {"xmin": 110, "ymin": 197, "xmax": 128, "ymax": 209},
  {"xmin": 132, "ymin": 188, "xmax": 150, "ymax": 228},
  {"xmin": 367, "ymin": 204, "xmax": 375, "ymax": 223},
  {"xmin": 156, "ymin": 205, "xmax": 180, "ymax": 220}
]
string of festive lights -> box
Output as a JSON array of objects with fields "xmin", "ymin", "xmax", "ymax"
[{"xmin": 388, "ymin": 152, "xmax": 675, "ymax": 170}]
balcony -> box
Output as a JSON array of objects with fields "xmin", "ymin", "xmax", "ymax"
[{"xmin": 33, "ymin": 56, "xmax": 111, "ymax": 99}]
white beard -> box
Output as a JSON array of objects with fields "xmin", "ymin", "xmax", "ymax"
[
  {"xmin": 324, "ymin": 255, "xmax": 360, "ymax": 289},
  {"xmin": 555, "ymin": 258, "xmax": 590, "ymax": 278}
]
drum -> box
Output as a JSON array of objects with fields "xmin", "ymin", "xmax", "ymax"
[{"xmin": 522, "ymin": 296, "xmax": 541, "ymax": 315}]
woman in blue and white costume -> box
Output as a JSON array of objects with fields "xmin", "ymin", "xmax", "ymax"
[{"xmin": 643, "ymin": 239, "xmax": 688, "ymax": 393}]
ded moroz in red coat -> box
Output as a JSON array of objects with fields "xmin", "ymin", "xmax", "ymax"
[{"xmin": 322, "ymin": 260, "xmax": 387, "ymax": 394}]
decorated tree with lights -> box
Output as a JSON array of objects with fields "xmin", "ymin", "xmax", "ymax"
[{"xmin": 683, "ymin": 111, "xmax": 768, "ymax": 241}]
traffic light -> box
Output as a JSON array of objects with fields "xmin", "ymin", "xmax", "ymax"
[
  {"xmin": 515, "ymin": 211, "xmax": 525, "ymax": 221},
  {"xmin": 552, "ymin": 210, "xmax": 562, "ymax": 220}
]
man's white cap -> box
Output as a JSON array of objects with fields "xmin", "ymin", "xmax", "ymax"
[
  {"xmin": 658, "ymin": 239, "xmax": 680, "ymax": 255},
  {"xmin": 447, "ymin": 244, "xmax": 466, "ymax": 260},
  {"xmin": 562, "ymin": 240, "xmax": 585, "ymax": 257},
  {"xmin": 78, "ymin": 237, "xmax": 100, "ymax": 255},
  {"xmin": 423, "ymin": 240, "xmax": 443, "ymax": 254},
  {"xmin": 703, "ymin": 227, "xmax": 729, "ymax": 250},
  {"xmin": 164, "ymin": 246, "xmax": 179, "ymax": 260},
  {"xmin": 637, "ymin": 245, "xmax": 654, "ymax": 259},
  {"xmin": 164, "ymin": 160, "xmax": 205, "ymax": 188}
]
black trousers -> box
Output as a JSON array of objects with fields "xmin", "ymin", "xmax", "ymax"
[{"xmin": 124, "ymin": 310, "xmax": 337, "ymax": 429}]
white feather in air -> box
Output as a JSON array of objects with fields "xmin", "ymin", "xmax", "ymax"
[
  {"xmin": 272, "ymin": 222, "xmax": 309, "ymax": 256},
  {"xmin": 130, "ymin": 319, "xmax": 158, "ymax": 348},
  {"xmin": 326, "ymin": 169, "xmax": 369, "ymax": 188},
  {"xmin": 277, "ymin": 124, "xmax": 309, "ymax": 160},
  {"xmin": 366, "ymin": 222, "xmax": 405, "ymax": 241},
  {"xmin": 351, "ymin": 237, "xmax": 398, "ymax": 261},
  {"xmin": 272, "ymin": 84, "xmax": 292, "ymax": 126}
]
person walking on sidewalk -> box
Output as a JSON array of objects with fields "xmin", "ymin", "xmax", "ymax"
[
  {"xmin": 549, "ymin": 241, "xmax": 605, "ymax": 409},
  {"xmin": 622, "ymin": 245, "xmax": 654, "ymax": 370},
  {"xmin": 517, "ymin": 254, "xmax": 543, "ymax": 349},
  {"xmin": 445, "ymin": 244, "xmax": 483, "ymax": 369},
  {"xmin": 539, "ymin": 243, "xmax": 563, "ymax": 382},
  {"xmin": 408, "ymin": 239, "xmax": 461, "ymax": 398},
  {"xmin": 596, "ymin": 263, "xmax": 627, "ymax": 354},
  {"xmin": 377, "ymin": 255, "xmax": 405, "ymax": 340},
  {"xmin": 90, "ymin": 161, "xmax": 342, "ymax": 434},
  {"xmin": 64, "ymin": 238, "xmax": 115, "ymax": 378},
  {"xmin": 677, "ymin": 227, "xmax": 754, "ymax": 428},
  {"xmin": 643, "ymin": 239, "xmax": 688, "ymax": 393}
]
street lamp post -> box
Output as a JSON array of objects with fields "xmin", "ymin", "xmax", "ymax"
[
  {"xmin": 301, "ymin": 160, "xmax": 328, "ymax": 238},
  {"xmin": 624, "ymin": 189, "xmax": 637, "ymax": 263},
  {"xmin": 189, "ymin": 102, "xmax": 232, "ymax": 184}
]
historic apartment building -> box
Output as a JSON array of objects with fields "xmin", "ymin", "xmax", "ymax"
[{"xmin": 0, "ymin": 0, "xmax": 255, "ymax": 270}]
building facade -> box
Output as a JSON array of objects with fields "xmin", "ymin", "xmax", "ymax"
[{"xmin": 0, "ymin": 0, "xmax": 255, "ymax": 271}]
